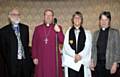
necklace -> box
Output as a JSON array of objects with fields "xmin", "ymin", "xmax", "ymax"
[{"xmin": 44, "ymin": 25, "xmax": 51, "ymax": 44}]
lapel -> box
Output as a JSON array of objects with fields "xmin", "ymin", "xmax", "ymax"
[
  {"xmin": 95, "ymin": 30, "xmax": 100, "ymax": 44},
  {"xmin": 106, "ymin": 28, "xmax": 112, "ymax": 55},
  {"xmin": 18, "ymin": 23, "xmax": 25, "ymax": 45},
  {"xmin": 95, "ymin": 28, "xmax": 112, "ymax": 58},
  {"xmin": 8, "ymin": 23, "xmax": 18, "ymax": 40},
  {"xmin": 7, "ymin": 23, "xmax": 18, "ymax": 56},
  {"xmin": 19, "ymin": 23, "xmax": 23, "ymax": 42},
  {"xmin": 8, "ymin": 23, "xmax": 24, "ymax": 44},
  {"xmin": 95, "ymin": 28, "xmax": 112, "ymax": 46}
]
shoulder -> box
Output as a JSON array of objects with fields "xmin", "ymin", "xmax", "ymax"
[
  {"xmin": 84, "ymin": 29, "xmax": 92, "ymax": 42},
  {"xmin": 64, "ymin": 27, "xmax": 72, "ymax": 38},
  {"xmin": 84, "ymin": 29, "xmax": 92, "ymax": 40},
  {"xmin": 109, "ymin": 28, "xmax": 120, "ymax": 37},
  {"xmin": 92, "ymin": 30, "xmax": 99, "ymax": 36},
  {"xmin": 94, "ymin": 29, "xmax": 99, "ymax": 34},
  {"xmin": 33, "ymin": 24, "xmax": 44, "ymax": 32},
  {"xmin": 110, "ymin": 28, "xmax": 119, "ymax": 33},
  {"xmin": 84, "ymin": 29, "xmax": 91, "ymax": 34},
  {"xmin": 19, "ymin": 23, "xmax": 28, "ymax": 29},
  {"xmin": 1, "ymin": 24, "xmax": 11, "ymax": 32},
  {"xmin": 65, "ymin": 27, "xmax": 72, "ymax": 34},
  {"xmin": 0, "ymin": 24, "xmax": 11, "ymax": 37},
  {"xmin": 84, "ymin": 29, "xmax": 92, "ymax": 36}
]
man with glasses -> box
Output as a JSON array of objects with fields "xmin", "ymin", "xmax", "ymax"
[{"xmin": 0, "ymin": 8, "xmax": 34, "ymax": 77}]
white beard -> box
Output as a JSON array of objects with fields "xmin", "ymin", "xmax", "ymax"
[
  {"xmin": 14, "ymin": 20, "xmax": 20, "ymax": 24},
  {"xmin": 11, "ymin": 18, "xmax": 20, "ymax": 25}
]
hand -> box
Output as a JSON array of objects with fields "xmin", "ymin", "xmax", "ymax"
[
  {"xmin": 54, "ymin": 25, "xmax": 60, "ymax": 32},
  {"xmin": 74, "ymin": 54, "xmax": 81, "ymax": 63},
  {"xmin": 90, "ymin": 59, "xmax": 95, "ymax": 71},
  {"xmin": 33, "ymin": 58, "xmax": 38, "ymax": 65},
  {"xmin": 110, "ymin": 62, "xmax": 117, "ymax": 74},
  {"xmin": 59, "ymin": 44, "xmax": 63, "ymax": 54}
]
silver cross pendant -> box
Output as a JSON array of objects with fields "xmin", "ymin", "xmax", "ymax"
[{"xmin": 44, "ymin": 38, "xmax": 48, "ymax": 44}]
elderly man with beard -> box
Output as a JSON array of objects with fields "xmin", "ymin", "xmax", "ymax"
[{"xmin": 0, "ymin": 8, "xmax": 34, "ymax": 77}]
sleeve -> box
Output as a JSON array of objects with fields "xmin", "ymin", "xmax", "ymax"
[
  {"xmin": 32, "ymin": 27, "xmax": 39, "ymax": 59},
  {"xmin": 26, "ymin": 26, "xmax": 29, "ymax": 47},
  {"xmin": 91, "ymin": 31, "xmax": 97, "ymax": 65},
  {"xmin": 58, "ymin": 25, "xmax": 64, "ymax": 44},
  {"xmin": 114, "ymin": 30, "xmax": 120, "ymax": 63},
  {"xmin": 25, "ymin": 25, "xmax": 32, "ymax": 57},
  {"xmin": 78, "ymin": 30, "xmax": 92, "ymax": 66},
  {"xmin": 0, "ymin": 29, "xmax": 7, "ymax": 63},
  {"xmin": 62, "ymin": 28, "xmax": 75, "ymax": 58}
]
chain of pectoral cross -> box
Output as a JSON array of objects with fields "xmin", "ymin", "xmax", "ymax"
[{"xmin": 44, "ymin": 26, "xmax": 52, "ymax": 44}]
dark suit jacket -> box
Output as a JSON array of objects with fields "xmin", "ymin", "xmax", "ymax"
[
  {"xmin": 0, "ymin": 49, "xmax": 6, "ymax": 77},
  {"xmin": 92, "ymin": 28, "xmax": 120, "ymax": 70},
  {"xmin": 0, "ymin": 23, "xmax": 34, "ymax": 76}
]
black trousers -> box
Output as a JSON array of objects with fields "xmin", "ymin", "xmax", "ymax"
[
  {"xmin": 0, "ymin": 62, "xmax": 7, "ymax": 77},
  {"xmin": 10, "ymin": 59, "xmax": 32, "ymax": 77},
  {"xmin": 68, "ymin": 65, "xmax": 84, "ymax": 77},
  {"xmin": 95, "ymin": 64, "xmax": 110, "ymax": 77}
]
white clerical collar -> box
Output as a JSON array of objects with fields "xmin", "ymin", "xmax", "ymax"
[
  {"xmin": 102, "ymin": 27, "xmax": 106, "ymax": 31},
  {"xmin": 75, "ymin": 26, "xmax": 80, "ymax": 30},
  {"xmin": 46, "ymin": 23, "xmax": 50, "ymax": 27},
  {"xmin": 74, "ymin": 28, "xmax": 80, "ymax": 33},
  {"xmin": 101, "ymin": 27, "xmax": 110, "ymax": 31}
]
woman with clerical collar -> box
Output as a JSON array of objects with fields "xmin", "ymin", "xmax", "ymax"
[
  {"xmin": 90, "ymin": 11, "xmax": 120, "ymax": 77},
  {"xmin": 62, "ymin": 11, "xmax": 92, "ymax": 77}
]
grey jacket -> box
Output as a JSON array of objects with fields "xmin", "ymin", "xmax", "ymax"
[{"xmin": 91, "ymin": 28, "xmax": 120, "ymax": 70}]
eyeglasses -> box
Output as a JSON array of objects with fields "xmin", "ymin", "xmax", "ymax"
[{"xmin": 10, "ymin": 13, "xmax": 20, "ymax": 16}]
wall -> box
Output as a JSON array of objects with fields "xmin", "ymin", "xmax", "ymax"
[{"xmin": 0, "ymin": 0, "xmax": 120, "ymax": 45}]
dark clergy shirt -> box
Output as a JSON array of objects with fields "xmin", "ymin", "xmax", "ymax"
[{"xmin": 97, "ymin": 27, "xmax": 109, "ymax": 64}]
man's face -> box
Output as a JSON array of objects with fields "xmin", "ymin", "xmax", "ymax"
[
  {"xmin": 99, "ymin": 15, "xmax": 110, "ymax": 28},
  {"xmin": 44, "ymin": 11, "xmax": 54, "ymax": 24},
  {"xmin": 73, "ymin": 15, "xmax": 81, "ymax": 27},
  {"xmin": 9, "ymin": 9, "xmax": 20, "ymax": 24}
]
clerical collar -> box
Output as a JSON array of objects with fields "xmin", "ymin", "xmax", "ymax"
[
  {"xmin": 100, "ymin": 27, "xmax": 110, "ymax": 31},
  {"xmin": 73, "ymin": 25, "xmax": 81, "ymax": 30},
  {"xmin": 46, "ymin": 23, "xmax": 50, "ymax": 27},
  {"xmin": 75, "ymin": 26, "xmax": 80, "ymax": 30},
  {"xmin": 44, "ymin": 23, "xmax": 53, "ymax": 27}
]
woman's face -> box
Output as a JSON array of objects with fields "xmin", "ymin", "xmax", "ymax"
[
  {"xmin": 99, "ymin": 15, "xmax": 110, "ymax": 28},
  {"xmin": 73, "ymin": 15, "xmax": 82, "ymax": 27}
]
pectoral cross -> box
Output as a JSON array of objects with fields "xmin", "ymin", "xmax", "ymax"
[{"xmin": 44, "ymin": 38, "xmax": 48, "ymax": 44}]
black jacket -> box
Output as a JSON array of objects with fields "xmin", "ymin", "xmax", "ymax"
[{"xmin": 0, "ymin": 23, "xmax": 34, "ymax": 76}]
